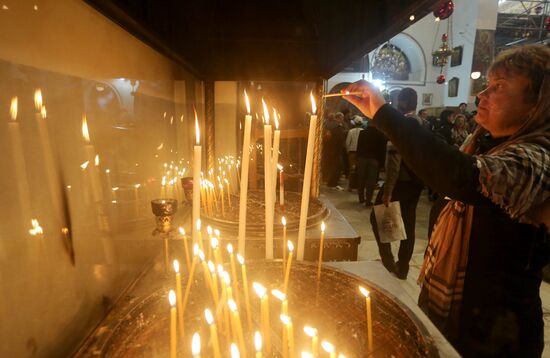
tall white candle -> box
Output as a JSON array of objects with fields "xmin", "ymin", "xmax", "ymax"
[
  {"xmin": 8, "ymin": 97, "xmax": 32, "ymax": 223},
  {"xmin": 238, "ymin": 92, "xmax": 252, "ymax": 255},
  {"xmin": 262, "ymin": 99, "xmax": 274, "ymax": 259},
  {"xmin": 297, "ymin": 93, "xmax": 317, "ymax": 261},
  {"xmin": 271, "ymin": 109, "xmax": 281, "ymax": 203},
  {"xmin": 193, "ymin": 110, "xmax": 202, "ymax": 246}
]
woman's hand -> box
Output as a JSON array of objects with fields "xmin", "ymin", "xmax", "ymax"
[{"xmin": 342, "ymin": 80, "xmax": 386, "ymax": 119}]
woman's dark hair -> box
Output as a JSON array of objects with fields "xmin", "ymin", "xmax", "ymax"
[{"xmin": 439, "ymin": 109, "xmax": 454, "ymax": 124}]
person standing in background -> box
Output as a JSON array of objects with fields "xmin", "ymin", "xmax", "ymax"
[
  {"xmin": 345, "ymin": 116, "xmax": 364, "ymax": 191},
  {"xmin": 356, "ymin": 120, "xmax": 387, "ymax": 206}
]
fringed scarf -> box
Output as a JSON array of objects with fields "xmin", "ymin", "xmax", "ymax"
[{"xmin": 417, "ymin": 120, "xmax": 550, "ymax": 340}]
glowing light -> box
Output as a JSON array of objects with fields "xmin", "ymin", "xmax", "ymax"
[
  {"xmin": 228, "ymin": 299, "xmax": 237, "ymax": 312},
  {"xmin": 194, "ymin": 108, "xmax": 200, "ymax": 145},
  {"xmin": 304, "ymin": 326, "xmax": 318, "ymax": 337},
  {"xmin": 321, "ymin": 341, "xmax": 335, "ymax": 354},
  {"xmin": 261, "ymin": 98, "xmax": 270, "ymax": 124},
  {"xmin": 253, "ymin": 282, "xmax": 267, "ymax": 298},
  {"xmin": 359, "ymin": 286, "xmax": 370, "ymax": 298},
  {"xmin": 29, "ymin": 219, "xmax": 43, "ymax": 236},
  {"xmin": 81, "ymin": 114, "xmax": 90, "ymax": 142},
  {"xmin": 254, "ymin": 331, "xmax": 262, "ymax": 352},
  {"xmin": 94, "ymin": 154, "xmax": 100, "ymax": 166},
  {"xmin": 271, "ymin": 289, "xmax": 286, "ymax": 301},
  {"xmin": 288, "ymin": 240, "xmax": 294, "ymax": 252},
  {"xmin": 230, "ymin": 343, "xmax": 240, "ymax": 358},
  {"xmin": 237, "ymin": 253, "xmax": 245, "ymax": 265},
  {"xmin": 168, "ymin": 290, "xmax": 176, "ymax": 306},
  {"xmin": 273, "ymin": 108, "xmax": 279, "ymax": 129},
  {"xmin": 471, "ymin": 71, "xmax": 481, "ymax": 80},
  {"xmin": 409, "ymin": 14, "xmax": 415, "ymax": 21},
  {"xmin": 280, "ymin": 314, "xmax": 291, "ymax": 325},
  {"xmin": 310, "ymin": 92, "xmax": 317, "ymax": 115},
  {"xmin": 321, "ymin": 221, "xmax": 326, "ymax": 232},
  {"xmin": 282, "ymin": 216, "xmax": 287, "ymax": 226},
  {"xmin": 244, "ymin": 90, "xmax": 250, "ymax": 114},
  {"xmin": 192, "ymin": 332, "xmax": 201, "ymax": 356},
  {"xmin": 227, "ymin": 243, "xmax": 234, "ymax": 254},
  {"xmin": 173, "ymin": 259, "xmax": 180, "ymax": 273},
  {"xmin": 9, "ymin": 97, "xmax": 17, "ymax": 121},
  {"xmin": 205, "ymin": 309, "xmax": 214, "ymax": 325},
  {"xmin": 80, "ymin": 161, "xmax": 89, "ymax": 170},
  {"xmin": 178, "ymin": 227, "xmax": 186, "ymax": 236},
  {"xmin": 34, "ymin": 89, "xmax": 42, "ymax": 110}
]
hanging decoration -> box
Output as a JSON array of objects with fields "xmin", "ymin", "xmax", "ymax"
[
  {"xmin": 433, "ymin": 0, "xmax": 454, "ymax": 20},
  {"xmin": 431, "ymin": 7, "xmax": 454, "ymax": 84}
]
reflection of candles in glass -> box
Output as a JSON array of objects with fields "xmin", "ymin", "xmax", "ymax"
[
  {"xmin": 81, "ymin": 114, "xmax": 103, "ymax": 202},
  {"xmin": 262, "ymin": 99, "xmax": 274, "ymax": 259},
  {"xmin": 321, "ymin": 341, "xmax": 336, "ymax": 358},
  {"xmin": 193, "ymin": 109, "xmax": 202, "ymax": 247},
  {"xmin": 238, "ymin": 92, "xmax": 252, "ymax": 255},
  {"xmin": 253, "ymin": 282, "xmax": 270, "ymax": 353},
  {"xmin": 254, "ymin": 331, "xmax": 262, "ymax": 358},
  {"xmin": 168, "ymin": 290, "xmax": 177, "ymax": 358},
  {"xmin": 359, "ymin": 286, "xmax": 373, "ymax": 352},
  {"xmin": 173, "ymin": 260, "xmax": 184, "ymax": 338},
  {"xmin": 277, "ymin": 164, "xmax": 285, "ymax": 207},
  {"xmin": 317, "ymin": 222, "xmax": 326, "ymax": 280},
  {"xmin": 297, "ymin": 93, "xmax": 318, "ymax": 261},
  {"xmin": 192, "ymin": 332, "xmax": 201, "ymax": 358},
  {"xmin": 205, "ymin": 309, "xmax": 221, "ymax": 358},
  {"xmin": 280, "ymin": 314, "xmax": 294, "ymax": 358},
  {"xmin": 8, "ymin": 96, "xmax": 32, "ymax": 223},
  {"xmin": 272, "ymin": 289, "xmax": 288, "ymax": 315},
  {"xmin": 237, "ymin": 254, "xmax": 252, "ymax": 329},
  {"xmin": 303, "ymin": 326, "xmax": 319, "ymax": 357},
  {"xmin": 28, "ymin": 219, "xmax": 44, "ymax": 236},
  {"xmin": 134, "ymin": 184, "xmax": 141, "ymax": 216},
  {"xmin": 283, "ymin": 241, "xmax": 294, "ymax": 293}
]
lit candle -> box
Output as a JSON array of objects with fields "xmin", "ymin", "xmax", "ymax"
[
  {"xmin": 262, "ymin": 99, "xmax": 274, "ymax": 259},
  {"xmin": 237, "ymin": 254, "xmax": 253, "ymax": 329},
  {"xmin": 193, "ymin": 109, "xmax": 202, "ymax": 246},
  {"xmin": 7, "ymin": 96, "xmax": 32, "ymax": 223},
  {"xmin": 207, "ymin": 225, "xmax": 214, "ymax": 260},
  {"xmin": 196, "ymin": 219, "xmax": 204, "ymax": 252},
  {"xmin": 225, "ymin": 178, "xmax": 232, "ymax": 208},
  {"xmin": 192, "ymin": 332, "xmax": 201, "ymax": 358},
  {"xmin": 283, "ymin": 241, "xmax": 294, "ymax": 293},
  {"xmin": 253, "ymin": 282, "xmax": 270, "ymax": 353},
  {"xmin": 168, "ymin": 290, "xmax": 177, "ymax": 358},
  {"xmin": 179, "ymin": 227, "xmax": 191, "ymax": 271},
  {"xmin": 205, "ymin": 309, "xmax": 221, "ymax": 358},
  {"xmin": 227, "ymin": 244, "xmax": 241, "ymax": 307},
  {"xmin": 271, "ymin": 289, "xmax": 288, "ymax": 315},
  {"xmin": 317, "ymin": 222, "xmax": 326, "ymax": 280},
  {"xmin": 231, "ymin": 343, "xmax": 240, "ymax": 358},
  {"xmin": 211, "ymin": 237, "xmax": 222, "ymax": 268},
  {"xmin": 254, "ymin": 331, "xmax": 263, "ymax": 358},
  {"xmin": 173, "ymin": 260, "xmax": 185, "ymax": 338},
  {"xmin": 271, "ymin": 109, "xmax": 281, "ymax": 203},
  {"xmin": 297, "ymin": 93, "xmax": 318, "ymax": 260},
  {"xmin": 280, "ymin": 314, "xmax": 295, "ymax": 358},
  {"xmin": 134, "ymin": 184, "xmax": 141, "ymax": 216},
  {"xmin": 278, "ymin": 164, "xmax": 285, "ymax": 207},
  {"xmin": 182, "ymin": 244, "xmax": 199, "ymax": 314},
  {"xmin": 81, "ymin": 114, "xmax": 103, "ymax": 203},
  {"xmin": 228, "ymin": 299, "xmax": 246, "ymax": 356},
  {"xmin": 303, "ymin": 326, "xmax": 319, "ymax": 357},
  {"xmin": 359, "ymin": 286, "xmax": 373, "ymax": 352},
  {"xmin": 321, "ymin": 341, "xmax": 336, "ymax": 358}
]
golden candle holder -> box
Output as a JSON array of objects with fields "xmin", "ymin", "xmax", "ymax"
[{"xmin": 151, "ymin": 199, "xmax": 178, "ymax": 235}]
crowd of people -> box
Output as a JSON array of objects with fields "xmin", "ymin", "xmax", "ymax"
[{"xmin": 324, "ymin": 44, "xmax": 550, "ymax": 357}]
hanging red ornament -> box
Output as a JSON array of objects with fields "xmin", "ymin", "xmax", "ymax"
[
  {"xmin": 436, "ymin": 74, "xmax": 446, "ymax": 84},
  {"xmin": 545, "ymin": 17, "xmax": 550, "ymax": 32},
  {"xmin": 433, "ymin": 1, "xmax": 454, "ymax": 20}
]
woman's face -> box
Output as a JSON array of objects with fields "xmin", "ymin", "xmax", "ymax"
[{"xmin": 476, "ymin": 71, "xmax": 535, "ymax": 137}]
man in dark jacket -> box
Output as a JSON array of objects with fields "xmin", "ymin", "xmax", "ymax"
[{"xmin": 356, "ymin": 122, "xmax": 387, "ymax": 205}]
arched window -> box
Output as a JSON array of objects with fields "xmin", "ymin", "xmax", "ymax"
[{"xmin": 371, "ymin": 43, "xmax": 411, "ymax": 81}]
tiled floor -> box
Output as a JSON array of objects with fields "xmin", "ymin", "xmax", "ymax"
[{"xmin": 320, "ymin": 180, "xmax": 550, "ymax": 357}]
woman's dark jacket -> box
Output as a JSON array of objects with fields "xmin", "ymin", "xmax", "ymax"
[{"xmin": 372, "ymin": 104, "xmax": 549, "ymax": 358}]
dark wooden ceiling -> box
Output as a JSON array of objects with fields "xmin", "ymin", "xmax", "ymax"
[{"xmin": 85, "ymin": 0, "xmax": 440, "ymax": 81}]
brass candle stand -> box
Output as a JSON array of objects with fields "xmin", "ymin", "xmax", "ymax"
[{"xmin": 151, "ymin": 199, "xmax": 178, "ymax": 272}]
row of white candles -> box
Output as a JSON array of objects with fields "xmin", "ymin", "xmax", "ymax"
[{"xmin": 167, "ymin": 220, "xmax": 374, "ymax": 357}]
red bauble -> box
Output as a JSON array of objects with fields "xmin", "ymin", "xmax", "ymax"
[
  {"xmin": 436, "ymin": 74, "xmax": 446, "ymax": 84},
  {"xmin": 433, "ymin": 1, "xmax": 454, "ymax": 20}
]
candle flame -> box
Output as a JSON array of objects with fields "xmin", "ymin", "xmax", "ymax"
[
  {"xmin": 301, "ymin": 353, "xmax": 313, "ymax": 358},
  {"xmin": 304, "ymin": 326, "xmax": 318, "ymax": 337},
  {"xmin": 157, "ymin": 142, "xmax": 164, "ymax": 150},
  {"xmin": 211, "ymin": 237, "xmax": 219, "ymax": 249},
  {"xmin": 237, "ymin": 254, "xmax": 245, "ymax": 265},
  {"xmin": 105, "ymin": 169, "xmax": 110, "ymax": 174},
  {"xmin": 254, "ymin": 331, "xmax": 262, "ymax": 352},
  {"xmin": 41, "ymin": 105, "xmax": 47, "ymax": 119},
  {"xmin": 244, "ymin": 90, "xmax": 250, "ymax": 114},
  {"xmin": 273, "ymin": 108, "xmax": 279, "ymax": 129},
  {"xmin": 223, "ymin": 271, "xmax": 231, "ymax": 285},
  {"xmin": 217, "ymin": 264, "xmax": 225, "ymax": 277},
  {"xmin": 194, "ymin": 108, "xmax": 200, "ymax": 145},
  {"xmin": 81, "ymin": 114, "xmax": 91, "ymax": 143},
  {"xmin": 95, "ymin": 155, "xmax": 100, "ymax": 166},
  {"xmin": 9, "ymin": 96, "xmax": 17, "ymax": 121},
  {"xmin": 310, "ymin": 92, "xmax": 317, "ymax": 115},
  {"xmin": 228, "ymin": 299, "xmax": 237, "ymax": 312},
  {"xmin": 29, "ymin": 219, "xmax": 43, "ymax": 236},
  {"xmin": 173, "ymin": 259, "xmax": 180, "ymax": 273},
  {"xmin": 205, "ymin": 309, "xmax": 214, "ymax": 325},
  {"xmin": 253, "ymin": 282, "xmax": 266, "ymax": 298},
  {"xmin": 208, "ymin": 261, "xmax": 215, "ymax": 273},
  {"xmin": 230, "ymin": 343, "xmax": 240, "ymax": 358},
  {"xmin": 214, "ymin": 228, "xmax": 220, "ymax": 237},
  {"xmin": 193, "ymin": 243, "xmax": 199, "ymax": 255},
  {"xmin": 280, "ymin": 314, "xmax": 291, "ymax": 325},
  {"xmin": 112, "ymin": 187, "xmax": 119, "ymax": 191},
  {"xmin": 192, "ymin": 332, "xmax": 201, "ymax": 355},
  {"xmin": 207, "ymin": 225, "xmax": 213, "ymax": 235},
  {"xmin": 168, "ymin": 290, "xmax": 176, "ymax": 306},
  {"xmin": 277, "ymin": 164, "xmax": 283, "ymax": 171},
  {"xmin": 338, "ymin": 354, "xmax": 347, "ymax": 358},
  {"xmin": 34, "ymin": 89, "xmax": 43, "ymax": 110},
  {"xmin": 178, "ymin": 227, "xmax": 186, "ymax": 236},
  {"xmin": 282, "ymin": 216, "xmax": 287, "ymax": 226},
  {"xmin": 321, "ymin": 221, "xmax": 326, "ymax": 232},
  {"xmin": 196, "ymin": 218, "xmax": 201, "ymax": 231},
  {"xmin": 227, "ymin": 243, "xmax": 233, "ymax": 254},
  {"xmin": 271, "ymin": 289, "xmax": 286, "ymax": 301},
  {"xmin": 198, "ymin": 249, "xmax": 206, "ymax": 261},
  {"xmin": 359, "ymin": 286, "xmax": 370, "ymax": 298},
  {"xmin": 288, "ymin": 240, "xmax": 294, "ymax": 252},
  {"xmin": 321, "ymin": 341, "xmax": 335, "ymax": 353},
  {"xmin": 261, "ymin": 98, "xmax": 270, "ymax": 124},
  {"xmin": 80, "ymin": 161, "xmax": 89, "ymax": 170}
]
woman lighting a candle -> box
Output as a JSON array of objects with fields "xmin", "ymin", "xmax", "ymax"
[{"xmin": 343, "ymin": 44, "xmax": 550, "ymax": 357}]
